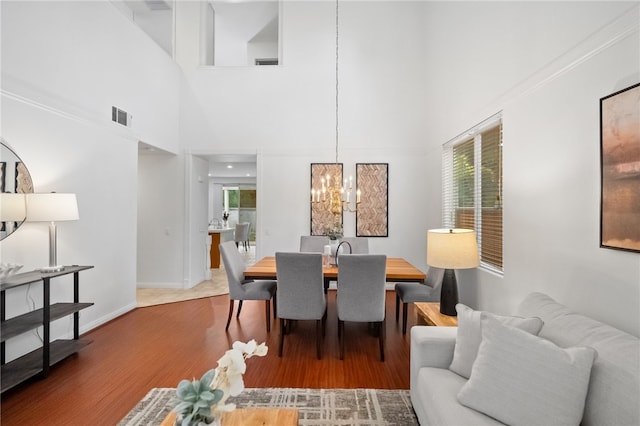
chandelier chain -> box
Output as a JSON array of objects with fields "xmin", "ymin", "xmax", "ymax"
[
  {"xmin": 335, "ymin": 0, "xmax": 339, "ymax": 165},
  {"xmin": 310, "ymin": 0, "xmax": 359, "ymax": 215}
]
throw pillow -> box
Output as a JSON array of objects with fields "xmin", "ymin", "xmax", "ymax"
[
  {"xmin": 449, "ymin": 303, "xmax": 543, "ymax": 378},
  {"xmin": 457, "ymin": 317, "xmax": 596, "ymax": 426}
]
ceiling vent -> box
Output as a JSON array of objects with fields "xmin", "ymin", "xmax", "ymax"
[
  {"xmin": 144, "ymin": 0, "xmax": 171, "ymax": 11},
  {"xmin": 255, "ymin": 58, "xmax": 279, "ymax": 66},
  {"xmin": 112, "ymin": 106, "xmax": 132, "ymax": 127}
]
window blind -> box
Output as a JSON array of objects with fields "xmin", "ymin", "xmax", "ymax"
[
  {"xmin": 442, "ymin": 114, "xmax": 503, "ymax": 272},
  {"xmin": 479, "ymin": 125, "xmax": 503, "ymax": 270}
]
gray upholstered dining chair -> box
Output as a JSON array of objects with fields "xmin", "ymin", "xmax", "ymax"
[
  {"xmin": 275, "ymin": 252, "xmax": 327, "ymax": 359},
  {"xmin": 339, "ymin": 237, "xmax": 369, "ymax": 254},
  {"xmin": 394, "ymin": 267, "xmax": 445, "ymax": 334},
  {"xmin": 336, "ymin": 254, "xmax": 387, "ymax": 361},
  {"xmin": 234, "ymin": 222, "xmax": 250, "ymax": 251},
  {"xmin": 299, "ymin": 235, "xmax": 330, "ymax": 253},
  {"xmin": 220, "ymin": 241, "xmax": 277, "ymax": 333}
]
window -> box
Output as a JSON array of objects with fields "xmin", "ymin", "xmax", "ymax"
[{"xmin": 442, "ymin": 113, "xmax": 503, "ymax": 272}]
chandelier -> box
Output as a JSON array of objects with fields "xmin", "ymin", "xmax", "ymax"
[{"xmin": 311, "ymin": 0, "xmax": 360, "ymax": 215}]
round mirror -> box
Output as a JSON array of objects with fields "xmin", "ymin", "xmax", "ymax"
[{"xmin": 1, "ymin": 138, "xmax": 34, "ymax": 240}]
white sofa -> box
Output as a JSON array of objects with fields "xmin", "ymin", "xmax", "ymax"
[{"xmin": 410, "ymin": 292, "xmax": 640, "ymax": 426}]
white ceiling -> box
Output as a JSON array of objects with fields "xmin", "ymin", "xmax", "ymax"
[
  {"xmin": 205, "ymin": 154, "xmax": 257, "ymax": 179},
  {"xmin": 138, "ymin": 144, "xmax": 257, "ymax": 180}
]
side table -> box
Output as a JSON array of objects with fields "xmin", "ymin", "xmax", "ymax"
[{"xmin": 414, "ymin": 302, "xmax": 458, "ymax": 327}]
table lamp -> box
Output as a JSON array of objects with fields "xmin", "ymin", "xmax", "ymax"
[
  {"xmin": 427, "ymin": 228, "xmax": 479, "ymax": 316},
  {"xmin": 1, "ymin": 193, "xmax": 26, "ymax": 235},
  {"xmin": 26, "ymin": 193, "xmax": 79, "ymax": 272}
]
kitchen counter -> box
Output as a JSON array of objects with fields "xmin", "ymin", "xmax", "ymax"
[{"xmin": 208, "ymin": 227, "xmax": 235, "ymax": 268}]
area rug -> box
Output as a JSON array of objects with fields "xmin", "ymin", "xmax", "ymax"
[
  {"xmin": 118, "ymin": 387, "xmax": 418, "ymax": 426},
  {"xmin": 136, "ymin": 269, "xmax": 229, "ymax": 307}
]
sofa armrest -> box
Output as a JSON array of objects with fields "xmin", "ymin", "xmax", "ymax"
[{"xmin": 410, "ymin": 326, "xmax": 457, "ymax": 390}]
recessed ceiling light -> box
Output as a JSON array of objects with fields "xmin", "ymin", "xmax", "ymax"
[{"xmin": 227, "ymin": 165, "xmax": 233, "ymax": 169}]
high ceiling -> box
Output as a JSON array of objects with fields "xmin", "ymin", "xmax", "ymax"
[
  {"xmin": 117, "ymin": 0, "xmax": 279, "ymax": 60},
  {"xmin": 123, "ymin": 1, "xmax": 267, "ymax": 181},
  {"xmin": 138, "ymin": 144, "xmax": 257, "ymax": 181},
  {"xmin": 205, "ymin": 154, "xmax": 257, "ymax": 180}
]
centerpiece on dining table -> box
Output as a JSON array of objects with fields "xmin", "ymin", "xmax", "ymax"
[{"xmin": 325, "ymin": 221, "xmax": 343, "ymax": 241}]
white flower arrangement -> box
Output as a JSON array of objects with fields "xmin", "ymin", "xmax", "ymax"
[
  {"xmin": 325, "ymin": 221, "xmax": 344, "ymax": 240},
  {"xmin": 170, "ymin": 340, "xmax": 268, "ymax": 426}
]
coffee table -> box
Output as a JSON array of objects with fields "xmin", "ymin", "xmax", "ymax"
[
  {"xmin": 162, "ymin": 408, "xmax": 299, "ymax": 426},
  {"xmin": 223, "ymin": 408, "xmax": 299, "ymax": 425}
]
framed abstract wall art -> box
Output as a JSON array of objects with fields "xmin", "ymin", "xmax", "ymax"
[
  {"xmin": 600, "ymin": 82, "xmax": 640, "ymax": 253},
  {"xmin": 310, "ymin": 163, "xmax": 343, "ymax": 236},
  {"xmin": 356, "ymin": 163, "xmax": 388, "ymax": 237}
]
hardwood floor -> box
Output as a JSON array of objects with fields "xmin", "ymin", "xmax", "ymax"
[{"xmin": 0, "ymin": 290, "xmax": 415, "ymax": 425}]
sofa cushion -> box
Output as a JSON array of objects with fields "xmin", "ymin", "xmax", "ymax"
[
  {"xmin": 517, "ymin": 292, "xmax": 640, "ymax": 426},
  {"xmin": 449, "ymin": 303, "xmax": 543, "ymax": 378},
  {"xmin": 412, "ymin": 367, "xmax": 505, "ymax": 426},
  {"xmin": 458, "ymin": 316, "xmax": 596, "ymax": 426}
]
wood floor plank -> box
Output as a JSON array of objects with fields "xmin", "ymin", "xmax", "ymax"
[{"xmin": 0, "ymin": 290, "xmax": 415, "ymax": 425}]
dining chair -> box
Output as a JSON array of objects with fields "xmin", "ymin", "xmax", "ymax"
[
  {"xmin": 220, "ymin": 241, "xmax": 277, "ymax": 333},
  {"xmin": 336, "ymin": 254, "xmax": 387, "ymax": 361},
  {"xmin": 234, "ymin": 222, "xmax": 250, "ymax": 251},
  {"xmin": 275, "ymin": 252, "xmax": 327, "ymax": 359},
  {"xmin": 299, "ymin": 235, "xmax": 330, "ymax": 253},
  {"xmin": 394, "ymin": 266, "xmax": 445, "ymax": 334},
  {"xmin": 340, "ymin": 237, "xmax": 369, "ymax": 254}
]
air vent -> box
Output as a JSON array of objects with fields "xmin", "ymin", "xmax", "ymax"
[
  {"xmin": 144, "ymin": 0, "xmax": 171, "ymax": 11},
  {"xmin": 112, "ymin": 106, "xmax": 132, "ymax": 127},
  {"xmin": 255, "ymin": 58, "xmax": 279, "ymax": 66}
]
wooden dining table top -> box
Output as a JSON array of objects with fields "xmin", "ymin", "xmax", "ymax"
[{"xmin": 244, "ymin": 256, "xmax": 426, "ymax": 283}]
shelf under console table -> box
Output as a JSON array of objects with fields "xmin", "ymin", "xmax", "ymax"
[{"xmin": 0, "ymin": 265, "xmax": 94, "ymax": 393}]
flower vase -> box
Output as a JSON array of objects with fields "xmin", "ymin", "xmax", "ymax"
[
  {"xmin": 205, "ymin": 418, "xmax": 221, "ymax": 426},
  {"xmin": 329, "ymin": 238, "xmax": 340, "ymax": 264}
]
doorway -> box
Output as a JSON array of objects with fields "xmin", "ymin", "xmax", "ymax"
[{"xmin": 207, "ymin": 153, "xmax": 258, "ymax": 247}]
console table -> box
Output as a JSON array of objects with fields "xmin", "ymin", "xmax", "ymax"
[{"xmin": 0, "ymin": 265, "xmax": 94, "ymax": 393}]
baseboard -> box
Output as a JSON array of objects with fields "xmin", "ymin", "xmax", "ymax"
[
  {"xmin": 79, "ymin": 301, "xmax": 137, "ymax": 335},
  {"xmin": 137, "ymin": 281, "xmax": 185, "ymax": 289}
]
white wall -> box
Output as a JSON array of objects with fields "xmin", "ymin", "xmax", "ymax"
[
  {"xmin": 0, "ymin": 0, "xmax": 182, "ymax": 360},
  {"xmin": 3, "ymin": 0, "xmax": 638, "ymax": 368},
  {"xmin": 248, "ymin": 40, "xmax": 278, "ymax": 64},
  {"xmin": 186, "ymin": 154, "xmax": 210, "ymax": 287},
  {"xmin": 175, "ymin": 1, "xmax": 432, "ymax": 266},
  {"xmin": 137, "ymin": 153, "xmax": 185, "ymax": 288},
  {"xmin": 174, "ymin": 1, "xmax": 639, "ymax": 336},
  {"xmin": 421, "ymin": 1, "xmax": 640, "ymax": 336}
]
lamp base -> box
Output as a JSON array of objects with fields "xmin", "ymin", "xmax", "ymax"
[
  {"xmin": 440, "ymin": 269, "xmax": 459, "ymax": 316},
  {"xmin": 39, "ymin": 265, "xmax": 65, "ymax": 273}
]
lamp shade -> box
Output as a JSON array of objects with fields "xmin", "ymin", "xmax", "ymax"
[
  {"xmin": 26, "ymin": 193, "xmax": 79, "ymax": 222},
  {"xmin": 1, "ymin": 193, "xmax": 26, "ymax": 222},
  {"xmin": 427, "ymin": 228, "xmax": 479, "ymax": 269}
]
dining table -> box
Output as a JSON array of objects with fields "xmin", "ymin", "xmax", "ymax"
[{"xmin": 244, "ymin": 256, "xmax": 426, "ymax": 283}]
